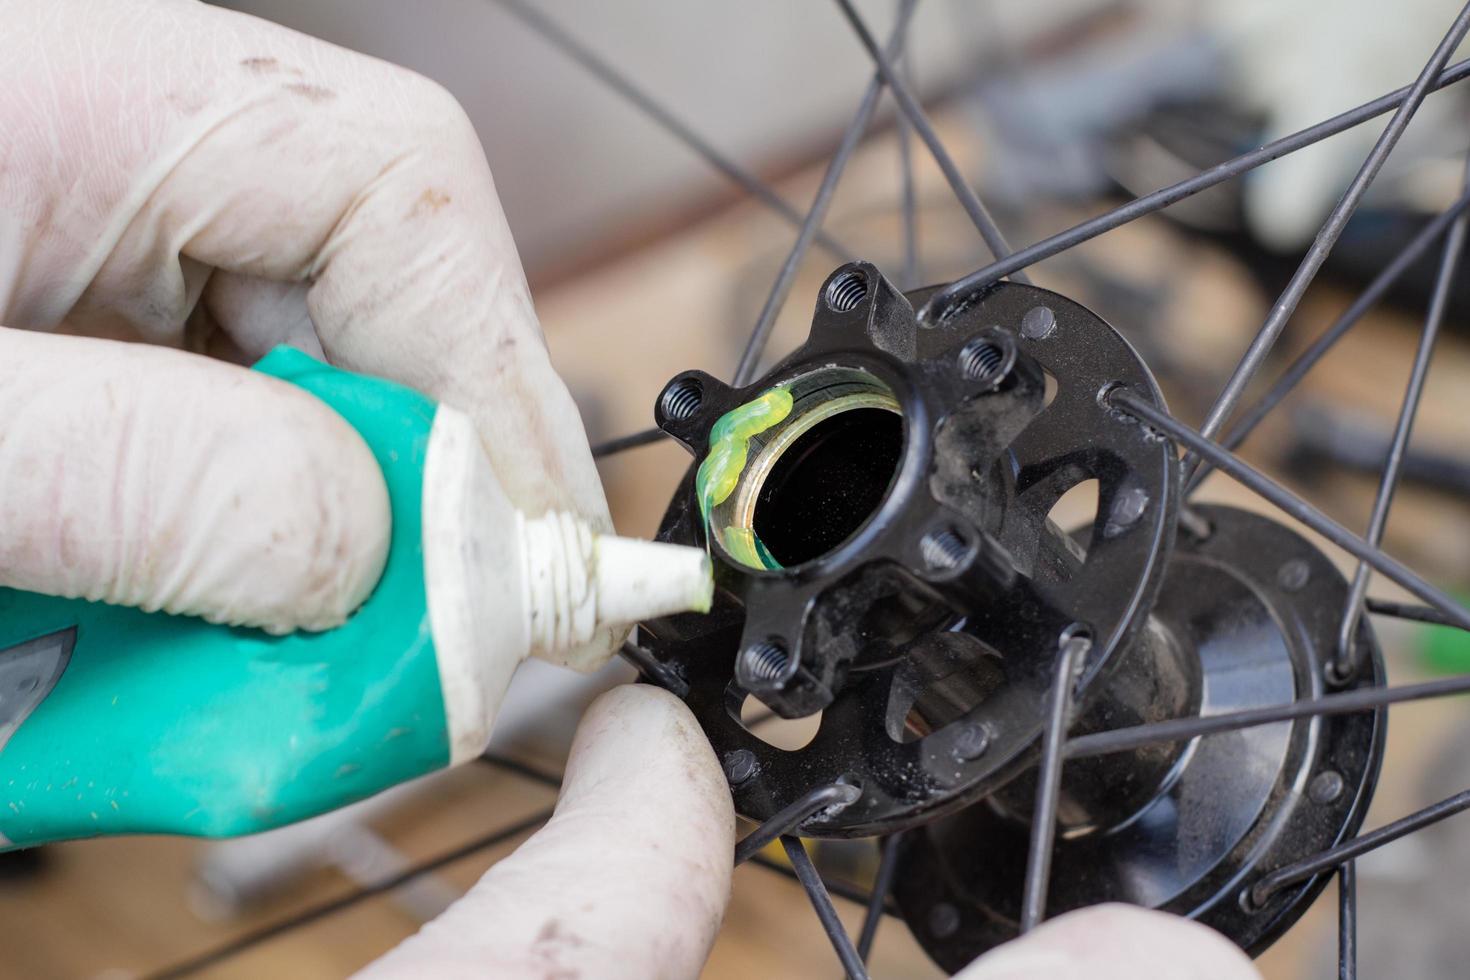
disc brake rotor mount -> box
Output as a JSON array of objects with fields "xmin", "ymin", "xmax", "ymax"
[
  {"xmin": 641, "ymin": 261, "xmax": 1383, "ymax": 962},
  {"xmin": 644, "ymin": 262, "xmax": 1179, "ymax": 832}
]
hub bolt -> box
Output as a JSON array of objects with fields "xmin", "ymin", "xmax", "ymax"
[
  {"xmin": 1309, "ymin": 770, "xmax": 1345, "ymax": 804},
  {"xmin": 1021, "ymin": 305, "xmax": 1057, "ymax": 340},
  {"xmin": 1277, "ymin": 559, "xmax": 1311, "ymax": 592},
  {"xmin": 723, "ymin": 749, "xmax": 759, "ymax": 787}
]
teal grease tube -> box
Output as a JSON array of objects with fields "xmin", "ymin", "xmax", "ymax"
[{"xmin": 0, "ymin": 347, "xmax": 711, "ymax": 848}]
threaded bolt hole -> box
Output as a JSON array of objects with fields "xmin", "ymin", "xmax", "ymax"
[
  {"xmin": 921, "ymin": 528, "xmax": 972, "ymax": 571},
  {"xmin": 958, "ymin": 338, "xmax": 1009, "ymax": 386},
  {"xmin": 825, "ymin": 270, "xmax": 869, "ymax": 313},
  {"xmin": 742, "ymin": 641, "xmax": 791, "ymax": 684},
  {"xmin": 659, "ymin": 377, "xmax": 704, "ymax": 422}
]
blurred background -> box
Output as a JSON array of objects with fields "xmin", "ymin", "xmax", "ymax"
[{"xmin": 7, "ymin": 0, "xmax": 1470, "ymax": 976}]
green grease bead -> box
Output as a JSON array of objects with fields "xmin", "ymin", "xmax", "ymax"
[
  {"xmin": 696, "ymin": 387, "xmax": 794, "ymax": 521},
  {"xmin": 696, "ymin": 387, "xmax": 794, "ymax": 568}
]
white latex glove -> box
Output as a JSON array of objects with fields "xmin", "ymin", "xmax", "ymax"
[
  {"xmin": 1207, "ymin": 0, "xmax": 1470, "ymax": 250},
  {"xmin": 361, "ymin": 703, "xmax": 1258, "ymax": 980},
  {"xmin": 957, "ymin": 904, "xmax": 1261, "ymax": 980},
  {"xmin": 0, "ymin": 0, "xmax": 611, "ymax": 651},
  {"xmin": 359, "ymin": 685, "xmax": 735, "ymax": 980}
]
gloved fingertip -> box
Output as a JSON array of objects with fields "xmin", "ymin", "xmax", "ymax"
[{"xmin": 956, "ymin": 904, "xmax": 1261, "ymax": 980}]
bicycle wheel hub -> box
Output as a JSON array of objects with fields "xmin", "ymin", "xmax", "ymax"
[
  {"xmin": 891, "ymin": 504, "xmax": 1384, "ymax": 968},
  {"xmin": 641, "ymin": 262, "xmax": 1384, "ymax": 964}
]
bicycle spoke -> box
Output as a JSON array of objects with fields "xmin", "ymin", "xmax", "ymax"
[
  {"xmin": 1365, "ymin": 597, "xmax": 1470, "ymax": 629},
  {"xmin": 735, "ymin": 782, "xmax": 863, "ymax": 865},
  {"xmin": 1065, "ymin": 671, "xmax": 1470, "ymax": 761},
  {"xmin": 896, "ymin": 38, "xmax": 920, "ymax": 289},
  {"xmin": 479, "ymin": 751, "xmax": 563, "ymax": 789},
  {"xmin": 732, "ymin": 0, "xmax": 920, "ymax": 386},
  {"xmin": 918, "ymin": 53, "xmax": 1470, "ymax": 322},
  {"xmin": 618, "ymin": 640, "xmax": 691, "ymax": 698},
  {"xmin": 749, "ymin": 852, "xmax": 888, "ymax": 910},
  {"xmin": 834, "ymin": 0, "xmax": 1027, "ymax": 282},
  {"xmin": 1187, "ymin": 188, "xmax": 1470, "ymax": 494},
  {"xmin": 1340, "ymin": 862, "xmax": 1358, "ymax": 980},
  {"xmin": 1182, "ymin": 3, "xmax": 1470, "ymax": 486},
  {"xmin": 1020, "ymin": 634, "xmax": 1088, "ymax": 933},
  {"xmin": 1250, "ymin": 788, "xmax": 1470, "ymax": 906},
  {"xmin": 1110, "ymin": 390, "xmax": 1470, "ymax": 629},
  {"xmin": 592, "ymin": 427, "xmax": 665, "ymax": 458},
  {"xmin": 856, "ymin": 831, "xmax": 904, "ymax": 962},
  {"xmin": 143, "ymin": 808, "xmax": 552, "ymax": 980},
  {"xmin": 783, "ymin": 836, "xmax": 871, "ymax": 980},
  {"xmin": 1332, "ymin": 160, "xmax": 1470, "ymax": 678},
  {"xmin": 491, "ymin": 0, "xmax": 852, "ymax": 261}
]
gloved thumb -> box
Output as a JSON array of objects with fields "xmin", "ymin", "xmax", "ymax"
[
  {"xmin": 0, "ymin": 327, "xmax": 389, "ymax": 633},
  {"xmin": 357, "ymin": 685, "xmax": 735, "ymax": 980}
]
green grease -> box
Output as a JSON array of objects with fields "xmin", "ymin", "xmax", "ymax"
[
  {"xmin": 1421, "ymin": 592, "xmax": 1470, "ymax": 674},
  {"xmin": 696, "ymin": 386, "xmax": 794, "ymax": 569}
]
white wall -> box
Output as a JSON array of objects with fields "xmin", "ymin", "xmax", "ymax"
[{"xmin": 218, "ymin": 0, "xmax": 1106, "ymax": 272}]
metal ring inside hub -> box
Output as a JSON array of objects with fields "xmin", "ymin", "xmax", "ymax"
[{"xmin": 713, "ymin": 368, "xmax": 901, "ymax": 572}]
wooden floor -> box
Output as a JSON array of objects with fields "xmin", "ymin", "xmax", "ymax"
[{"xmin": 5, "ymin": 112, "xmax": 1470, "ymax": 979}]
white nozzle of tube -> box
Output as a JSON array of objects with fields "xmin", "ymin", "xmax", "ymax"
[
  {"xmin": 421, "ymin": 403, "xmax": 714, "ymax": 762},
  {"xmin": 519, "ymin": 511, "xmax": 712, "ymax": 658}
]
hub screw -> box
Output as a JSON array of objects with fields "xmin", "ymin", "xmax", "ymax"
[
  {"xmin": 1021, "ymin": 305, "xmax": 1057, "ymax": 340},
  {"xmin": 951, "ymin": 723, "xmax": 991, "ymax": 762},
  {"xmin": 1277, "ymin": 559, "xmax": 1311, "ymax": 592},
  {"xmin": 929, "ymin": 902, "xmax": 961, "ymax": 938},
  {"xmin": 723, "ymin": 749, "xmax": 759, "ymax": 787},
  {"xmin": 1309, "ymin": 770, "xmax": 1345, "ymax": 804}
]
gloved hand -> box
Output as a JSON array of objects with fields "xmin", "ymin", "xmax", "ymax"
[
  {"xmin": 0, "ymin": 3, "xmax": 1267, "ymax": 977},
  {"xmin": 364, "ymin": 684, "xmax": 1259, "ymax": 980},
  {"xmin": 1209, "ymin": 0, "xmax": 1468, "ymax": 250},
  {"xmin": 956, "ymin": 904, "xmax": 1260, "ymax": 980}
]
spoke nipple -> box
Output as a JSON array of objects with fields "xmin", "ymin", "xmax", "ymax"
[
  {"xmin": 723, "ymin": 749, "xmax": 759, "ymax": 787},
  {"xmin": 1324, "ymin": 656, "xmax": 1359, "ymax": 688},
  {"xmin": 1277, "ymin": 558, "xmax": 1311, "ymax": 592},
  {"xmin": 1309, "ymin": 770, "xmax": 1345, "ymax": 805},
  {"xmin": 1021, "ymin": 305, "xmax": 1057, "ymax": 340}
]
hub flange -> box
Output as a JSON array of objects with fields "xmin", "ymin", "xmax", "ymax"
[
  {"xmin": 891, "ymin": 504, "xmax": 1385, "ymax": 969},
  {"xmin": 642, "ymin": 262, "xmax": 1179, "ymax": 836}
]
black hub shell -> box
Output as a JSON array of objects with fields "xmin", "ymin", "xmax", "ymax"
[
  {"xmin": 892, "ymin": 505, "xmax": 1386, "ymax": 970},
  {"xmin": 642, "ymin": 263, "xmax": 1178, "ymax": 836}
]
